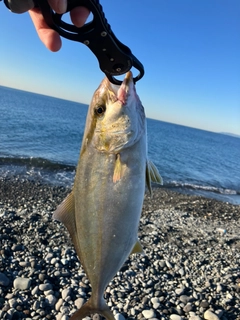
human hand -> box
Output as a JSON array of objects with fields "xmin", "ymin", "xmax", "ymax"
[
  {"xmin": 4, "ymin": 0, "xmax": 90, "ymax": 52},
  {"xmin": 29, "ymin": 2, "xmax": 90, "ymax": 52}
]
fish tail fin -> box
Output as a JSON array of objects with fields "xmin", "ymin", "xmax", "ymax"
[{"xmin": 70, "ymin": 298, "xmax": 115, "ymax": 320}]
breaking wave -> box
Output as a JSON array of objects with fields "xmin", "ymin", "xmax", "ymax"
[
  {"xmin": 0, "ymin": 156, "xmax": 76, "ymax": 187},
  {"xmin": 161, "ymin": 181, "xmax": 240, "ymax": 205},
  {"xmin": 0, "ymin": 156, "xmax": 75, "ymax": 171},
  {"xmin": 164, "ymin": 181, "xmax": 240, "ymax": 195}
]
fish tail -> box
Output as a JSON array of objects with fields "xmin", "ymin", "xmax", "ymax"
[{"xmin": 69, "ymin": 298, "xmax": 115, "ymax": 320}]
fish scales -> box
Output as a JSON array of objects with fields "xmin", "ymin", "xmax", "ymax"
[
  {"xmin": 54, "ymin": 72, "xmax": 162, "ymax": 319},
  {"xmin": 75, "ymin": 137, "xmax": 146, "ymax": 294}
]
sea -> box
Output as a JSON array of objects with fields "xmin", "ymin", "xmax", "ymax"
[{"xmin": 0, "ymin": 85, "xmax": 240, "ymax": 205}]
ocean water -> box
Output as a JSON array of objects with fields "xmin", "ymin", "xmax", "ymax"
[{"xmin": 0, "ymin": 85, "xmax": 240, "ymax": 204}]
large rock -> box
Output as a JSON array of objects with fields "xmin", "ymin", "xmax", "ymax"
[
  {"xmin": 13, "ymin": 277, "xmax": 31, "ymax": 290},
  {"xmin": 204, "ymin": 310, "xmax": 220, "ymax": 320},
  {"xmin": 0, "ymin": 273, "xmax": 10, "ymax": 286}
]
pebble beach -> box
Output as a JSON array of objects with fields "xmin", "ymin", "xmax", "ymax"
[{"xmin": 0, "ymin": 178, "xmax": 240, "ymax": 320}]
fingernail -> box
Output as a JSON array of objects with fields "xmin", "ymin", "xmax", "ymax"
[{"xmin": 57, "ymin": 0, "xmax": 67, "ymax": 14}]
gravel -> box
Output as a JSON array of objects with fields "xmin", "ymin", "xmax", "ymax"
[{"xmin": 0, "ymin": 178, "xmax": 240, "ymax": 319}]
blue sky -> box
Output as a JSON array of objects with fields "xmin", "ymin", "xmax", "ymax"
[{"xmin": 0, "ymin": 0, "xmax": 239, "ymax": 135}]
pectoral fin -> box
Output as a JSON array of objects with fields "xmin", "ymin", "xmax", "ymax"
[
  {"xmin": 131, "ymin": 240, "xmax": 145, "ymax": 255},
  {"xmin": 113, "ymin": 153, "xmax": 123, "ymax": 183},
  {"xmin": 146, "ymin": 160, "xmax": 163, "ymax": 195}
]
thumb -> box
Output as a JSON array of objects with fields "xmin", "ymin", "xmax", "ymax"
[{"xmin": 4, "ymin": 0, "xmax": 35, "ymax": 13}]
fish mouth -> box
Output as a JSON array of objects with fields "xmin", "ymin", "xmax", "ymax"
[{"xmin": 109, "ymin": 71, "xmax": 135, "ymax": 105}]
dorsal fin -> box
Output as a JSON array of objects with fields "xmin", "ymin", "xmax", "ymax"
[{"xmin": 146, "ymin": 160, "xmax": 163, "ymax": 195}]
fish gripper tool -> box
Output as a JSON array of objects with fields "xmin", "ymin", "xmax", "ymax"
[{"xmin": 35, "ymin": 0, "xmax": 144, "ymax": 85}]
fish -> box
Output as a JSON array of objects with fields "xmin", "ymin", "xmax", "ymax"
[{"xmin": 53, "ymin": 71, "xmax": 162, "ymax": 320}]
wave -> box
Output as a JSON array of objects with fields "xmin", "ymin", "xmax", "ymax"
[
  {"xmin": 0, "ymin": 156, "xmax": 75, "ymax": 171},
  {"xmin": 0, "ymin": 156, "xmax": 239, "ymax": 195},
  {"xmin": 0, "ymin": 155, "xmax": 239, "ymax": 204},
  {"xmin": 162, "ymin": 181, "xmax": 240, "ymax": 196}
]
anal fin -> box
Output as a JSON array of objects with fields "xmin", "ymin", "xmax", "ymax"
[{"xmin": 131, "ymin": 240, "xmax": 145, "ymax": 255}]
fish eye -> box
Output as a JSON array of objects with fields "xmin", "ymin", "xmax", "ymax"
[{"xmin": 95, "ymin": 105, "xmax": 106, "ymax": 116}]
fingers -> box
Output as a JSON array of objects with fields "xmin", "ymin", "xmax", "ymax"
[
  {"xmin": 47, "ymin": 0, "xmax": 90, "ymax": 24},
  {"xmin": 29, "ymin": 8, "xmax": 62, "ymax": 52},
  {"xmin": 70, "ymin": 6, "xmax": 90, "ymax": 27},
  {"xmin": 28, "ymin": 1, "xmax": 90, "ymax": 51},
  {"xmin": 47, "ymin": 0, "xmax": 67, "ymax": 14}
]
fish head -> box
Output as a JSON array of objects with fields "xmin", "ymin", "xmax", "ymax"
[{"xmin": 84, "ymin": 71, "xmax": 146, "ymax": 153}]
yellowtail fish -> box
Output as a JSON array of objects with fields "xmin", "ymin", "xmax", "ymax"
[{"xmin": 54, "ymin": 71, "xmax": 162, "ymax": 319}]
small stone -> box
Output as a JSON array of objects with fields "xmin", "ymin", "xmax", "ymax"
[
  {"xmin": 159, "ymin": 260, "xmax": 166, "ymax": 268},
  {"xmin": 12, "ymin": 244, "xmax": 24, "ymax": 252},
  {"xmin": 226, "ymin": 293, "xmax": 233, "ymax": 300},
  {"xmin": 204, "ymin": 310, "xmax": 220, "ymax": 320},
  {"xmin": 189, "ymin": 316, "xmax": 201, "ymax": 320},
  {"xmin": 153, "ymin": 302, "xmax": 160, "ymax": 309},
  {"xmin": 22, "ymin": 310, "xmax": 30, "ymax": 316},
  {"xmin": 178, "ymin": 268, "xmax": 185, "ymax": 276},
  {"xmin": 13, "ymin": 277, "xmax": 31, "ymax": 290},
  {"xmin": 74, "ymin": 298, "xmax": 85, "ymax": 309},
  {"xmin": 150, "ymin": 297, "xmax": 159, "ymax": 304},
  {"xmin": 216, "ymin": 284, "xmax": 222, "ymax": 293},
  {"xmin": 39, "ymin": 283, "xmax": 52, "ymax": 291},
  {"xmin": 0, "ymin": 273, "xmax": 10, "ymax": 286},
  {"xmin": 170, "ymin": 315, "xmax": 182, "ymax": 320},
  {"xmin": 55, "ymin": 298, "xmax": 63, "ymax": 311},
  {"xmin": 45, "ymin": 252, "xmax": 54, "ymax": 260},
  {"xmin": 193, "ymin": 291, "xmax": 199, "ymax": 300},
  {"xmin": 215, "ymin": 310, "xmax": 224, "ymax": 318},
  {"xmin": 142, "ymin": 297, "xmax": 149, "ymax": 305},
  {"xmin": 117, "ymin": 303, "xmax": 123, "ymax": 310},
  {"xmin": 9, "ymin": 298, "xmax": 18, "ymax": 308},
  {"xmin": 30, "ymin": 260, "xmax": 37, "ymax": 268},
  {"xmin": 200, "ymin": 300, "xmax": 209, "ymax": 309},
  {"xmin": 38, "ymin": 273, "xmax": 46, "ymax": 282},
  {"xmin": 33, "ymin": 301, "xmax": 40, "ymax": 311},
  {"xmin": 183, "ymin": 303, "xmax": 192, "ymax": 313},
  {"xmin": 6, "ymin": 307, "xmax": 15, "ymax": 315},
  {"xmin": 45, "ymin": 289, "xmax": 54, "ymax": 296},
  {"xmin": 175, "ymin": 287, "xmax": 185, "ymax": 295},
  {"xmin": 179, "ymin": 295, "xmax": 189, "ymax": 304},
  {"xmin": 45, "ymin": 294, "xmax": 57, "ymax": 306},
  {"xmin": 62, "ymin": 288, "xmax": 71, "ymax": 300},
  {"xmin": 115, "ymin": 313, "xmax": 125, "ymax": 320},
  {"xmin": 142, "ymin": 309, "xmax": 156, "ymax": 319},
  {"xmin": 31, "ymin": 286, "xmax": 39, "ymax": 296},
  {"xmin": 61, "ymin": 258, "xmax": 69, "ymax": 265},
  {"xmin": 165, "ymin": 260, "xmax": 173, "ymax": 268},
  {"xmin": 56, "ymin": 314, "xmax": 63, "ymax": 320},
  {"xmin": 51, "ymin": 258, "xmax": 58, "ymax": 265}
]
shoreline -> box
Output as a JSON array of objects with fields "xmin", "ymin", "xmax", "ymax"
[
  {"xmin": 0, "ymin": 177, "xmax": 239, "ymax": 216},
  {"xmin": 0, "ymin": 177, "xmax": 240, "ymax": 320}
]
